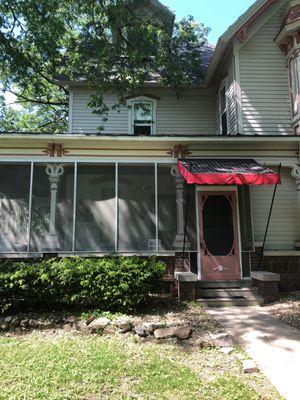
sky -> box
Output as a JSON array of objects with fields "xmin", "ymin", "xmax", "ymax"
[{"xmin": 163, "ymin": 0, "xmax": 256, "ymax": 43}]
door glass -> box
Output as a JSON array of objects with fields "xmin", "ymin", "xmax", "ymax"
[{"xmin": 202, "ymin": 195, "xmax": 234, "ymax": 256}]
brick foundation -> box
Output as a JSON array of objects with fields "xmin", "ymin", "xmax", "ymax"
[
  {"xmin": 251, "ymin": 250, "xmax": 300, "ymax": 292},
  {"xmin": 252, "ymin": 279, "xmax": 279, "ymax": 302},
  {"xmin": 177, "ymin": 281, "xmax": 196, "ymax": 301}
]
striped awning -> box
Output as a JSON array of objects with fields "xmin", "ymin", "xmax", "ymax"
[{"xmin": 178, "ymin": 159, "xmax": 281, "ymax": 186}]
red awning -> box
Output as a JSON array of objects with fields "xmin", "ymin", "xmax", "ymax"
[{"xmin": 178, "ymin": 159, "xmax": 281, "ymax": 186}]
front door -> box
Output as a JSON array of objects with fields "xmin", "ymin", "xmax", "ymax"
[{"xmin": 198, "ymin": 191, "xmax": 241, "ymax": 281}]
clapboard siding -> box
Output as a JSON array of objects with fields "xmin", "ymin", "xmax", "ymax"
[
  {"xmin": 239, "ymin": 6, "xmax": 292, "ymax": 135},
  {"xmin": 251, "ymin": 169, "xmax": 298, "ymax": 250},
  {"xmin": 70, "ymin": 87, "xmax": 216, "ymax": 135}
]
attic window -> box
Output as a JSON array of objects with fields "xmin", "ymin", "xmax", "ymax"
[{"xmin": 127, "ymin": 96, "xmax": 157, "ymax": 135}]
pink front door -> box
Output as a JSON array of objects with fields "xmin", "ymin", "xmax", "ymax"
[{"xmin": 198, "ymin": 191, "xmax": 241, "ymax": 281}]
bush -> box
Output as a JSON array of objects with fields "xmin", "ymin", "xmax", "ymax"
[{"xmin": 0, "ymin": 256, "xmax": 166, "ymax": 313}]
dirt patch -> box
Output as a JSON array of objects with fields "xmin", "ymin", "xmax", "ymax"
[{"xmin": 264, "ymin": 292, "xmax": 300, "ymax": 330}]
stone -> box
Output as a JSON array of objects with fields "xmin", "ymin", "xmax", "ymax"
[
  {"xmin": 10, "ymin": 316, "xmax": 20, "ymax": 328},
  {"xmin": 3, "ymin": 316, "xmax": 14, "ymax": 324},
  {"xmin": 220, "ymin": 347, "xmax": 234, "ymax": 355},
  {"xmin": 154, "ymin": 327, "xmax": 177, "ymax": 339},
  {"xmin": 174, "ymin": 326, "xmax": 192, "ymax": 340},
  {"xmin": 63, "ymin": 323, "xmax": 73, "ymax": 332},
  {"xmin": 73, "ymin": 320, "xmax": 89, "ymax": 334},
  {"xmin": 142, "ymin": 322, "xmax": 164, "ymax": 335},
  {"xmin": 113, "ymin": 318, "xmax": 132, "ymax": 333},
  {"xmin": 193, "ymin": 333, "xmax": 215, "ymax": 348},
  {"xmin": 0, "ymin": 323, "xmax": 8, "ymax": 331},
  {"xmin": 85, "ymin": 315, "xmax": 96, "ymax": 326},
  {"xmin": 38, "ymin": 319, "xmax": 56, "ymax": 330},
  {"xmin": 251, "ymin": 271, "xmax": 280, "ymax": 282},
  {"xmin": 102, "ymin": 326, "xmax": 116, "ymax": 335},
  {"xmin": 243, "ymin": 360, "xmax": 259, "ymax": 374},
  {"xmin": 134, "ymin": 325, "xmax": 148, "ymax": 337},
  {"xmin": 88, "ymin": 317, "xmax": 110, "ymax": 333},
  {"xmin": 65, "ymin": 316, "xmax": 77, "ymax": 324},
  {"xmin": 210, "ymin": 332, "xmax": 235, "ymax": 348},
  {"xmin": 28, "ymin": 319, "xmax": 40, "ymax": 329},
  {"xmin": 160, "ymin": 337, "xmax": 181, "ymax": 345},
  {"xmin": 19, "ymin": 319, "xmax": 29, "ymax": 328}
]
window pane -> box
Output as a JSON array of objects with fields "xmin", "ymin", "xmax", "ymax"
[
  {"xmin": 30, "ymin": 163, "xmax": 74, "ymax": 252},
  {"xmin": 118, "ymin": 164, "xmax": 155, "ymax": 251},
  {"xmin": 76, "ymin": 164, "xmax": 115, "ymax": 252},
  {"xmin": 133, "ymin": 125, "xmax": 151, "ymax": 135},
  {"xmin": 0, "ymin": 163, "xmax": 31, "ymax": 252},
  {"xmin": 133, "ymin": 102, "xmax": 152, "ymax": 123}
]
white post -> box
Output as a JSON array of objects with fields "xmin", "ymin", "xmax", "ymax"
[
  {"xmin": 171, "ymin": 166, "xmax": 191, "ymax": 249},
  {"xmin": 44, "ymin": 164, "xmax": 64, "ymax": 250},
  {"xmin": 291, "ymin": 165, "xmax": 300, "ymax": 249}
]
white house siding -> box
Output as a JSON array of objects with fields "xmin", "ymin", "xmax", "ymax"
[
  {"xmin": 239, "ymin": 6, "xmax": 293, "ymax": 135},
  {"xmin": 70, "ymin": 87, "xmax": 216, "ymax": 135},
  {"xmin": 251, "ymin": 168, "xmax": 298, "ymax": 250}
]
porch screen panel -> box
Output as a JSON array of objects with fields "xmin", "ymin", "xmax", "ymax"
[
  {"xmin": 157, "ymin": 165, "xmax": 197, "ymax": 251},
  {"xmin": 30, "ymin": 163, "xmax": 74, "ymax": 252},
  {"xmin": 0, "ymin": 163, "xmax": 31, "ymax": 252},
  {"xmin": 157, "ymin": 165, "xmax": 177, "ymax": 250},
  {"xmin": 184, "ymin": 183, "xmax": 197, "ymax": 251},
  {"xmin": 76, "ymin": 164, "xmax": 115, "ymax": 251},
  {"xmin": 118, "ymin": 164, "xmax": 155, "ymax": 251}
]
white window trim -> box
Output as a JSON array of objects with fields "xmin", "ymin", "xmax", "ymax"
[
  {"xmin": 288, "ymin": 52, "xmax": 300, "ymax": 124},
  {"xmin": 218, "ymin": 78, "xmax": 229, "ymax": 136},
  {"xmin": 127, "ymin": 96, "xmax": 157, "ymax": 135}
]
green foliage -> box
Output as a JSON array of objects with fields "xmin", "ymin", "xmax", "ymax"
[
  {"xmin": 0, "ymin": 256, "xmax": 166, "ymax": 312},
  {"xmin": 0, "ymin": 0, "xmax": 209, "ymax": 132}
]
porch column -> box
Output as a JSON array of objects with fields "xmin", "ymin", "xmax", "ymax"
[
  {"xmin": 44, "ymin": 164, "xmax": 64, "ymax": 250},
  {"xmin": 291, "ymin": 165, "xmax": 300, "ymax": 249},
  {"xmin": 171, "ymin": 166, "xmax": 191, "ymax": 249}
]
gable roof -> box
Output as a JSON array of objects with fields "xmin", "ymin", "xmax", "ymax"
[{"xmin": 205, "ymin": 0, "xmax": 282, "ymax": 83}]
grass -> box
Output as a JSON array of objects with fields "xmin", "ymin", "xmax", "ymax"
[{"xmin": 0, "ymin": 331, "xmax": 282, "ymax": 400}]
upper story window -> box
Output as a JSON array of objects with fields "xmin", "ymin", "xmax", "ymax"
[
  {"xmin": 219, "ymin": 80, "xmax": 228, "ymax": 135},
  {"xmin": 289, "ymin": 54, "xmax": 300, "ymax": 119},
  {"xmin": 127, "ymin": 96, "xmax": 157, "ymax": 135}
]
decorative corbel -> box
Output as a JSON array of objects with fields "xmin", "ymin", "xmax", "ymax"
[
  {"xmin": 291, "ymin": 165, "xmax": 300, "ymax": 191},
  {"xmin": 167, "ymin": 144, "xmax": 191, "ymax": 159},
  {"xmin": 42, "ymin": 142, "xmax": 63, "ymax": 157}
]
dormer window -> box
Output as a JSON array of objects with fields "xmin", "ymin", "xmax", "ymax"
[
  {"xmin": 219, "ymin": 79, "xmax": 228, "ymax": 135},
  {"xmin": 127, "ymin": 95, "xmax": 157, "ymax": 135}
]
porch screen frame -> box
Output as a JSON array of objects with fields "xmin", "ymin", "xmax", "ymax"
[{"xmin": 0, "ymin": 159, "xmax": 184, "ymax": 256}]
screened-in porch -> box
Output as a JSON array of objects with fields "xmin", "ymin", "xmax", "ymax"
[{"xmin": 0, "ymin": 162, "xmax": 197, "ymax": 256}]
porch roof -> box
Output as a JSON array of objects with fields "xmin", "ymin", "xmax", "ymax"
[{"xmin": 178, "ymin": 158, "xmax": 281, "ymax": 186}]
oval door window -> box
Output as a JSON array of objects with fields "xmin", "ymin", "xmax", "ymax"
[{"xmin": 202, "ymin": 195, "xmax": 234, "ymax": 256}]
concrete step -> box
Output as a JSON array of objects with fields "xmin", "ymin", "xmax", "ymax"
[
  {"xmin": 196, "ymin": 297, "xmax": 264, "ymax": 307},
  {"xmin": 196, "ymin": 288, "xmax": 260, "ymax": 300},
  {"xmin": 196, "ymin": 279, "xmax": 252, "ymax": 289}
]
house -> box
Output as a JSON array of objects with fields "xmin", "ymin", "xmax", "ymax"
[{"xmin": 0, "ymin": 0, "xmax": 299, "ymax": 298}]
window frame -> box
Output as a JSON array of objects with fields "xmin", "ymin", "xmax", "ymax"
[
  {"xmin": 218, "ymin": 78, "xmax": 229, "ymax": 136},
  {"xmin": 127, "ymin": 96, "xmax": 157, "ymax": 135},
  {"xmin": 288, "ymin": 54, "xmax": 300, "ymax": 121}
]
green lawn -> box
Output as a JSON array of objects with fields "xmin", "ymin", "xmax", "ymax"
[{"xmin": 0, "ymin": 332, "xmax": 281, "ymax": 400}]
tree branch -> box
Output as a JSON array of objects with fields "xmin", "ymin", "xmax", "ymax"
[{"xmin": 7, "ymin": 89, "xmax": 68, "ymax": 107}]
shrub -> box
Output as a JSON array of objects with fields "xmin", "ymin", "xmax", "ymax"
[{"xmin": 0, "ymin": 256, "xmax": 166, "ymax": 313}]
